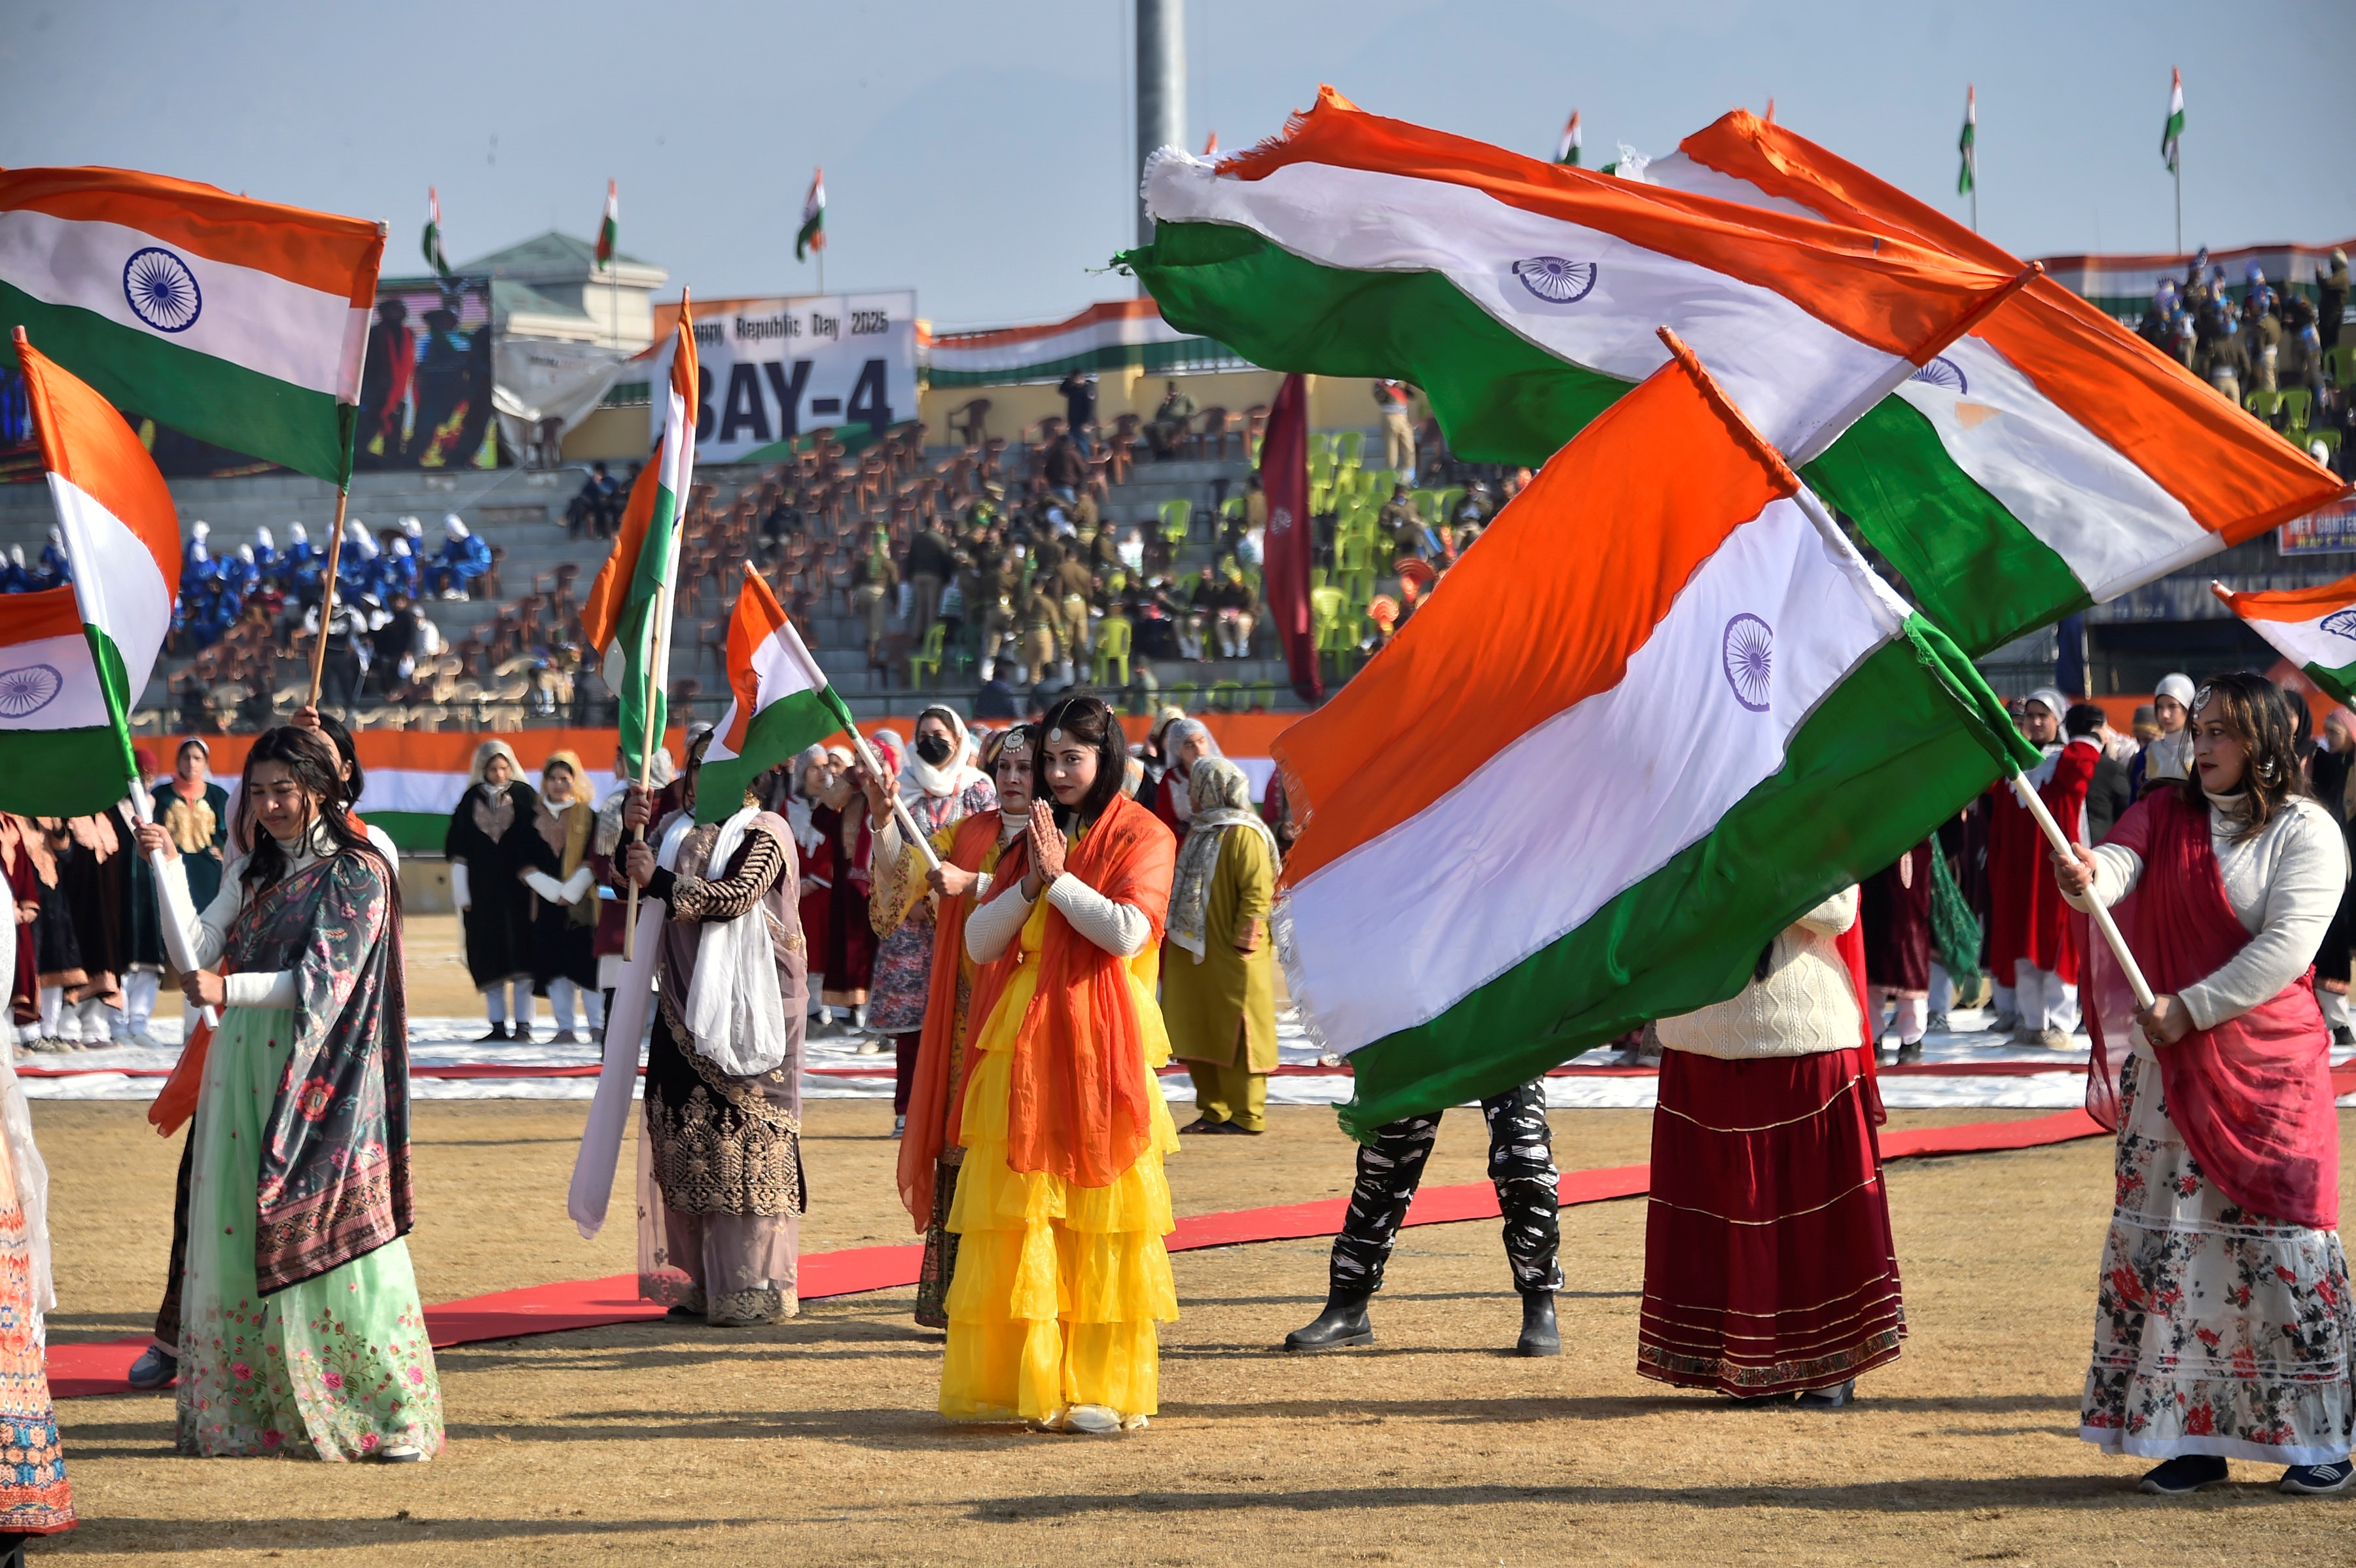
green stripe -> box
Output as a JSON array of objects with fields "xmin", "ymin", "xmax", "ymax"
[
  {"xmin": 0, "ymin": 282, "xmax": 355, "ymax": 486},
  {"xmin": 1124, "ymin": 222, "xmax": 2078, "ymax": 657},
  {"xmin": 613, "ymin": 480, "xmax": 683, "ymax": 777},
  {"xmin": 80, "ymin": 623, "xmax": 138, "ymax": 794},
  {"xmin": 1332, "ymin": 618, "xmax": 2033, "ymax": 1139},
  {"xmin": 362, "ymin": 810, "xmax": 453, "ymax": 854},
  {"xmin": 2303, "ymin": 660, "xmax": 2356, "ymax": 709},
  {"xmin": 796, "ymin": 213, "xmax": 823, "ymax": 261},
  {"xmin": 0, "ymin": 725, "xmax": 147, "ymax": 817},
  {"xmin": 694, "ymin": 687, "xmax": 857, "ymax": 823}
]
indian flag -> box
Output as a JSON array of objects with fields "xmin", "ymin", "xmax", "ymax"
[
  {"xmin": 0, "ymin": 166, "xmax": 385, "ymax": 486},
  {"xmin": 1957, "ymin": 86, "xmax": 1976, "ymax": 196},
  {"xmin": 1652, "ymin": 107, "xmax": 2342, "ymax": 656},
  {"xmin": 1556, "ymin": 110, "xmax": 1581, "ymax": 166},
  {"xmin": 0, "ymin": 330, "xmax": 181, "ymax": 814},
  {"xmin": 580, "ymin": 294, "xmax": 698, "ymax": 777},
  {"xmin": 796, "ymin": 169, "xmax": 825, "ymax": 261},
  {"xmin": 2163, "ymin": 69, "xmax": 2185, "ymax": 173},
  {"xmin": 596, "ymin": 179, "xmax": 618, "ymax": 268},
  {"xmin": 1274, "ymin": 334, "xmax": 2035, "ymax": 1136},
  {"xmin": 697, "ymin": 565, "xmax": 857, "ymax": 822},
  {"xmin": 1128, "ymin": 87, "xmax": 2022, "ymax": 479},
  {"xmin": 2214, "ymin": 577, "xmax": 2356, "ymax": 706},
  {"xmin": 423, "ymin": 186, "xmax": 450, "ymax": 278}
]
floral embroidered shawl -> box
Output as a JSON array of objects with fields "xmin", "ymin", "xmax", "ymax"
[{"xmin": 226, "ymin": 850, "xmax": 411, "ymax": 1294}]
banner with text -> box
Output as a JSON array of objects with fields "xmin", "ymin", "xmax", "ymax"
[{"xmin": 651, "ymin": 290, "xmax": 918, "ymax": 465}]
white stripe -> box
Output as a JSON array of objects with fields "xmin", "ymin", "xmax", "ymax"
[
  {"xmin": 929, "ymin": 313, "xmax": 1190, "ymax": 375},
  {"xmin": 658, "ymin": 386, "xmax": 692, "ymax": 510},
  {"xmin": 1281, "ymin": 495, "xmax": 1902, "ymax": 1057},
  {"xmin": 0, "ymin": 630, "xmax": 107, "ymax": 732},
  {"xmin": 1643, "ymin": 153, "xmax": 1825, "ymax": 223},
  {"xmin": 1145, "ymin": 152, "xmax": 1909, "ymax": 464},
  {"xmin": 48, "ymin": 474, "xmax": 170, "ymax": 709},
  {"xmin": 365, "ymin": 767, "xmax": 620, "ymax": 817},
  {"xmin": 1897, "ymin": 336, "xmax": 2214, "ymax": 599},
  {"xmin": 704, "ymin": 630, "xmax": 821, "ymax": 766},
  {"xmin": 2238, "ymin": 610, "xmax": 2356, "ymax": 674},
  {"xmin": 0, "ymin": 209, "xmax": 356, "ymax": 399}
]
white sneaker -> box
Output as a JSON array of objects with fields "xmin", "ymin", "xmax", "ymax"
[
  {"xmin": 2038, "ymin": 1028, "xmax": 2075, "ymax": 1051},
  {"xmin": 1063, "ymin": 1404, "xmax": 1122, "ymax": 1434}
]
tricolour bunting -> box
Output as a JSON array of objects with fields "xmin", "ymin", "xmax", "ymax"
[
  {"xmin": 1125, "ymin": 86, "xmax": 2022, "ymax": 474},
  {"xmin": 0, "ymin": 330, "xmax": 181, "ymax": 813},
  {"xmin": 580, "ymin": 295, "xmax": 698, "ymax": 777},
  {"xmin": 1649, "ymin": 109, "xmax": 2341, "ymax": 656},
  {"xmin": 696, "ymin": 565, "xmax": 857, "ymax": 822},
  {"xmin": 1272, "ymin": 335, "xmax": 2036, "ymax": 1137},
  {"xmin": 2213, "ymin": 577, "xmax": 2356, "ymax": 706},
  {"xmin": 0, "ymin": 167, "xmax": 385, "ymax": 485}
]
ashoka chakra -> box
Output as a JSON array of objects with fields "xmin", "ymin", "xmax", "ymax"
[
  {"xmin": 124, "ymin": 247, "xmax": 202, "ymax": 333},
  {"xmin": 2322, "ymin": 607, "xmax": 2356, "ymax": 641},
  {"xmin": 1512, "ymin": 257, "xmax": 1598, "ymax": 304},
  {"xmin": 1721, "ymin": 614, "xmax": 1773, "ymax": 713},
  {"xmin": 1910, "ymin": 355, "xmax": 1968, "ymax": 395},
  {"xmin": 0, "ymin": 664, "xmax": 63, "ymax": 717}
]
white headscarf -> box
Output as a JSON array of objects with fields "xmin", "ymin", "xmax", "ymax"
[
  {"xmin": 469, "ymin": 738, "xmax": 522, "ymax": 796},
  {"xmin": 1165, "ymin": 757, "xmax": 1277, "ymax": 963},
  {"xmin": 901, "ymin": 704, "xmax": 987, "ymax": 803},
  {"xmin": 2017, "ymin": 687, "xmax": 2070, "ymax": 788}
]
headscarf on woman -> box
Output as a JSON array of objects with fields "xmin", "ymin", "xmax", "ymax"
[
  {"xmin": 537, "ymin": 749, "xmax": 593, "ymax": 872},
  {"xmin": 1166, "ymin": 757, "xmax": 1278, "ymax": 962},
  {"xmin": 901, "ymin": 704, "xmax": 990, "ymax": 808},
  {"xmin": 1162, "ymin": 720, "xmax": 1221, "ymax": 825}
]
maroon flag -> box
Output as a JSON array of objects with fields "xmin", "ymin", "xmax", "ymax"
[{"xmin": 1260, "ymin": 372, "xmax": 1321, "ymax": 702}]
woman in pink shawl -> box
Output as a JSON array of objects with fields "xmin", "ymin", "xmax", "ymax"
[{"xmin": 2055, "ymin": 672, "xmax": 2353, "ymax": 1497}]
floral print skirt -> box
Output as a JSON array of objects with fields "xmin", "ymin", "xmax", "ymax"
[
  {"xmin": 176, "ymin": 1006, "xmax": 444, "ymax": 1460},
  {"xmin": 2081, "ymin": 1047, "xmax": 2354, "ymax": 1465},
  {"xmin": 0, "ymin": 1124, "xmax": 71, "ymax": 1531}
]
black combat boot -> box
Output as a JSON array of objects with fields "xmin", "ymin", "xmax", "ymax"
[
  {"xmin": 1283, "ymin": 1288, "xmax": 1374, "ymax": 1351},
  {"xmin": 1516, "ymin": 1291, "xmax": 1560, "ymax": 1357}
]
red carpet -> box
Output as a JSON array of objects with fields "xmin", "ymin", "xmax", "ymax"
[
  {"xmin": 18, "ymin": 1059, "xmax": 2107, "ymax": 1083},
  {"xmin": 46, "ymin": 1108, "xmax": 2105, "ymax": 1399}
]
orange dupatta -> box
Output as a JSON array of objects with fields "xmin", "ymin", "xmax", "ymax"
[
  {"xmin": 895, "ymin": 811, "xmax": 1010, "ymax": 1229},
  {"xmin": 947, "ymin": 792, "xmax": 1177, "ymax": 1191}
]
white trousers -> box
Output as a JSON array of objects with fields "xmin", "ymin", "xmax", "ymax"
[
  {"xmin": 2013, "ymin": 959, "xmax": 2080, "ymax": 1035},
  {"xmin": 485, "ymin": 976, "xmax": 533, "ymax": 1025},
  {"xmin": 1928, "ymin": 961, "xmax": 1955, "ymax": 1018},
  {"xmin": 124, "ymin": 969, "xmax": 161, "ymax": 1035},
  {"xmin": 547, "ymin": 978, "xmax": 605, "ymax": 1033},
  {"xmin": 2322, "ymin": 987, "xmax": 2351, "ymax": 1032}
]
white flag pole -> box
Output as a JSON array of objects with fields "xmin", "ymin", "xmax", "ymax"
[{"xmin": 2006, "ymin": 770, "xmax": 2155, "ymax": 1011}]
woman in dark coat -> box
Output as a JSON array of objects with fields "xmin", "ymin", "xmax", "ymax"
[{"xmin": 444, "ymin": 739, "xmax": 548, "ymax": 1041}]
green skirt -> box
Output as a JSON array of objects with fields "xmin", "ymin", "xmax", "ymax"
[{"xmin": 174, "ymin": 1006, "xmax": 444, "ymax": 1460}]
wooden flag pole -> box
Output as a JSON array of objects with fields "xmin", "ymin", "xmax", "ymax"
[
  {"xmin": 304, "ymin": 486, "xmax": 353, "ymax": 707},
  {"xmin": 2007, "ymin": 769, "xmax": 2156, "ymax": 1011}
]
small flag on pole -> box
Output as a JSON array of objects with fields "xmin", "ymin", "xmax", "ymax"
[
  {"xmin": 0, "ymin": 330, "xmax": 182, "ymax": 814},
  {"xmin": 595, "ymin": 178, "xmax": 618, "ymax": 268},
  {"xmin": 2213, "ymin": 575, "xmax": 2356, "ymax": 706},
  {"xmin": 697, "ymin": 566, "xmax": 857, "ymax": 821},
  {"xmin": 2162, "ymin": 68, "xmax": 2185, "ymax": 173},
  {"xmin": 580, "ymin": 294, "xmax": 698, "ymax": 777},
  {"xmin": 423, "ymin": 186, "xmax": 451, "ymax": 277},
  {"xmin": 796, "ymin": 168, "xmax": 827, "ymax": 262},
  {"xmin": 1555, "ymin": 110, "xmax": 1582, "ymax": 166},
  {"xmin": 1202, "ymin": 131, "xmax": 1219, "ymax": 156},
  {"xmin": 1957, "ymin": 86, "xmax": 1976, "ymax": 195}
]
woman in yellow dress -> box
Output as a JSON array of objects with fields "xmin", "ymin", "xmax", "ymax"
[
  {"xmin": 940, "ymin": 695, "xmax": 1179, "ymax": 1433},
  {"xmin": 1163, "ymin": 757, "xmax": 1281, "ymax": 1135}
]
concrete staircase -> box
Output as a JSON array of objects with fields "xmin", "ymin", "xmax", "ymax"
[{"xmin": 0, "ymin": 448, "xmax": 1314, "ymax": 726}]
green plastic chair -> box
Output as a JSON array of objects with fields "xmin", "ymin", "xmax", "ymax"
[
  {"xmin": 907, "ymin": 621, "xmax": 945, "ymax": 688},
  {"xmin": 2309, "ymin": 427, "xmax": 2343, "ymax": 456},
  {"xmin": 1090, "ymin": 615, "xmax": 1133, "ymax": 687},
  {"xmin": 1336, "ymin": 430, "xmax": 1365, "ymax": 468},
  {"xmin": 2279, "ymin": 387, "xmax": 2313, "ymax": 434},
  {"xmin": 1221, "ymin": 496, "xmax": 1246, "ymax": 527},
  {"xmin": 1410, "ymin": 488, "xmax": 1440, "ymax": 525},
  {"xmin": 1162, "ymin": 681, "xmax": 1200, "ymax": 713},
  {"xmin": 2245, "ymin": 388, "xmax": 2283, "ymax": 421},
  {"xmin": 1433, "ymin": 486, "xmax": 1465, "ymax": 526},
  {"xmin": 1310, "ymin": 565, "xmax": 1329, "ymax": 591},
  {"xmin": 1158, "ymin": 498, "xmax": 1192, "ymax": 547},
  {"xmin": 1209, "ymin": 680, "xmax": 1244, "ymax": 713}
]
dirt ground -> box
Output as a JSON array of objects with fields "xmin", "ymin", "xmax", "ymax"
[{"xmin": 34, "ymin": 1097, "xmax": 2356, "ymax": 1564}]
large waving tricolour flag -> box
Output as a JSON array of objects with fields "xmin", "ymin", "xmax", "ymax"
[
  {"xmin": 696, "ymin": 565, "xmax": 855, "ymax": 821},
  {"xmin": 0, "ymin": 330, "xmax": 181, "ymax": 814},
  {"xmin": 580, "ymin": 294, "xmax": 699, "ymax": 778},
  {"xmin": 1647, "ymin": 109, "xmax": 2344, "ymax": 656},
  {"xmin": 1128, "ymin": 87, "xmax": 2024, "ymax": 473},
  {"xmin": 2213, "ymin": 575, "xmax": 2356, "ymax": 707},
  {"xmin": 1273, "ymin": 333, "xmax": 2035, "ymax": 1136},
  {"xmin": 0, "ymin": 167, "xmax": 385, "ymax": 485}
]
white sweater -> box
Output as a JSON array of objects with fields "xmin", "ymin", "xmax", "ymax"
[
  {"xmin": 1654, "ymin": 887, "xmax": 1863, "ymax": 1060},
  {"xmin": 966, "ymin": 872, "xmax": 1151, "ymax": 963},
  {"xmin": 2063, "ymin": 792, "xmax": 2347, "ymax": 1031}
]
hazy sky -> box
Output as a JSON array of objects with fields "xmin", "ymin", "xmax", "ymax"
[{"xmin": 6, "ymin": 1, "xmax": 2349, "ymax": 329}]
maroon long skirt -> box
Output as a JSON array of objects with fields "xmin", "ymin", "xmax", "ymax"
[{"xmin": 1637, "ymin": 1046, "xmax": 1905, "ymax": 1396}]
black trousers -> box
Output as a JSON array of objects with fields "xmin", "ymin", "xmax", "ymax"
[
  {"xmin": 1329, "ymin": 1080, "xmax": 1562, "ymax": 1298},
  {"xmin": 153, "ymin": 1131, "xmax": 194, "ymax": 1351}
]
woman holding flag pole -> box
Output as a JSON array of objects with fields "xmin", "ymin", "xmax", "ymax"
[{"xmin": 2050, "ymin": 672, "xmax": 2355, "ymax": 1497}]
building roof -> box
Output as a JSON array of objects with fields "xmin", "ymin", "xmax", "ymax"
[
  {"xmin": 490, "ymin": 279, "xmax": 588, "ymax": 321},
  {"xmin": 455, "ymin": 231, "xmax": 666, "ymax": 283}
]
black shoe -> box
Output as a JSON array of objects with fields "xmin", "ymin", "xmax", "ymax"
[
  {"xmin": 1796, "ymin": 1378, "xmax": 1855, "ymax": 1408},
  {"xmin": 1895, "ymin": 1040, "xmax": 1925, "ymax": 1064},
  {"xmin": 510, "ymin": 1022, "xmax": 534, "ymax": 1044},
  {"xmin": 1726, "ymin": 1389, "xmax": 1797, "ymax": 1406},
  {"xmin": 1284, "ymin": 1290, "xmax": 1374, "ymax": 1351},
  {"xmin": 1516, "ymin": 1291, "xmax": 1560, "ymax": 1357},
  {"xmin": 126, "ymin": 1345, "xmax": 177, "ymax": 1391},
  {"xmin": 664, "ymin": 1304, "xmax": 705, "ymax": 1323},
  {"xmin": 476, "ymin": 1023, "xmax": 510, "ymax": 1042},
  {"xmin": 2281, "ymin": 1459, "xmax": 2355, "ymax": 1495},
  {"xmin": 2334, "ymin": 1026, "xmax": 2356, "ymax": 1048},
  {"xmin": 1177, "ymin": 1118, "xmax": 1220, "ymax": 1134},
  {"xmin": 2138, "ymin": 1454, "xmax": 2230, "ymax": 1495}
]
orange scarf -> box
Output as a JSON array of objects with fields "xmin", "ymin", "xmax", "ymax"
[
  {"xmin": 950, "ymin": 792, "xmax": 1176, "ymax": 1190},
  {"xmin": 896, "ymin": 811, "xmax": 1012, "ymax": 1229}
]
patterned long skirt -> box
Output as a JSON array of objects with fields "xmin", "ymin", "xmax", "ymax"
[
  {"xmin": 175, "ymin": 1007, "xmax": 444, "ymax": 1460},
  {"xmin": 2080, "ymin": 1047, "xmax": 2354, "ymax": 1465},
  {"xmin": 0, "ymin": 1119, "xmax": 69, "ymax": 1531},
  {"xmin": 1638, "ymin": 1046, "xmax": 1906, "ymax": 1396}
]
